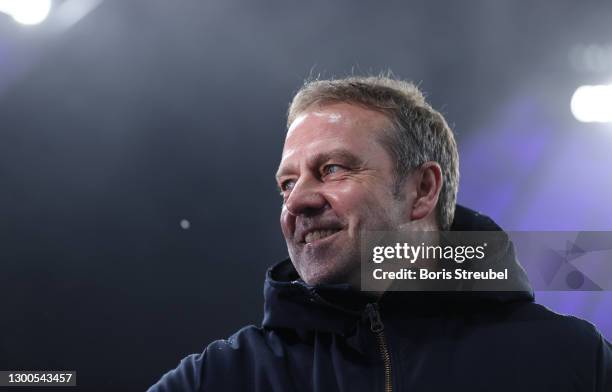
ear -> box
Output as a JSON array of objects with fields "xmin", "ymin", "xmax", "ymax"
[{"xmin": 410, "ymin": 161, "xmax": 443, "ymax": 222}]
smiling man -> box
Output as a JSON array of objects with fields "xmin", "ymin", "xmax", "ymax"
[
  {"xmin": 149, "ymin": 76, "xmax": 611, "ymax": 392},
  {"xmin": 277, "ymin": 102, "xmax": 433, "ymax": 287}
]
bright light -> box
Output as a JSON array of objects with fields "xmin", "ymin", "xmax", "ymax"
[
  {"xmin": 0, "ymin": 0, "xmax": 52, "ymax": 25},
  {"xmin": 180, "ymin": 219, "xmax": 191, "ymax": 230},
  {"xmin": 570, "ymin": 84, "xmax": 612, "ymax": 123}
]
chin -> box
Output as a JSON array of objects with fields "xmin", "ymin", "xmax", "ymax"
[
  {"xmin": 298, "ymin": 259, "xmax": 358, "ymax": 287},
  {"xmin": 302, "ymin": 272, "xmax": 336, "ymax": 286}
]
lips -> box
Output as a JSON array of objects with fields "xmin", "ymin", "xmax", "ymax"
[{"xmin": 304, "ymin": 229, "xmax": 342, "ymax": 244}]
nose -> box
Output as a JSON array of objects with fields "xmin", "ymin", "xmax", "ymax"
[{"xmin": 283, "ymin": 175, "xmax": 328, "ymax": 217}]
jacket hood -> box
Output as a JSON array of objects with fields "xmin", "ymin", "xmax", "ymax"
[{"xmin": 262, "ymin": 205, "xmax": 534, "ymax": 334}]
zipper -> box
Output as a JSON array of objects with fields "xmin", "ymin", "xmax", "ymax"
[
  {"xmin": 299, "ymin": 283, "xmax": 393, "ymax": 391},
  {"xmin": 366, "ymin": 303, "xmax": 392, "ymax": 392}
]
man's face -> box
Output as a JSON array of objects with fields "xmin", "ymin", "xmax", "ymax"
[{"xmin": 276, "ymin": 103, "xmax": 414, "ymax": 286}]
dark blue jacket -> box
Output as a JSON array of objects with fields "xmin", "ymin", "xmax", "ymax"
[{"xmin": 149, "ymin": 206, "xmax": 612, "ymax": 391}]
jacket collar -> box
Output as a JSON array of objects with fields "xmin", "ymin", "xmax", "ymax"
[{"xmin": 262, "ymin": 205, "xmax": 535, "ymax": 334}]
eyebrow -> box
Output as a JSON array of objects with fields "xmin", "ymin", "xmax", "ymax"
[{"xmin": 275, "ymin": 148, "xmax": 364, "ymax": 181}]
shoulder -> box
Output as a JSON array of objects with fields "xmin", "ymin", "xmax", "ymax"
[
  {"xmin": 147, "ymin": 325, "xmax": 288, "ymax": 392},
  {"xmin": 465, "ymin": 300, "xmax": 607, "ymax": 360},
  {"xmin": 461, "ymin": 301, "xmax": 611, "ymax": 390},
  {"xmin": 509, "ymin": 301, "xmax": 603, "ymax": 341},
  {"xmin": 518, "ymin": 303, "xmax": 612, "ymax": 390},
  {"xmin": 496, "ymin": 301, "xmax": 610, "ymax": 364},
  {"xmin": 204, "ymin": 324, "xmax": 286, "ymax": 364}
]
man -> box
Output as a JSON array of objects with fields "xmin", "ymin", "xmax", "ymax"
[{"xmin": 149, "ymin": 76, "xmax": 612, "ymax": 391}]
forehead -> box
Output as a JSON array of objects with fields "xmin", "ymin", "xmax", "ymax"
[{"xmin": 280, "ymin": 103, "xmax": 392, "ymax": 165}]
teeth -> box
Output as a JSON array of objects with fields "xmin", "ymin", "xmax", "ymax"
[{"xmin": 304, "ymin": 229, "xmax": 339, "ymax": 244}]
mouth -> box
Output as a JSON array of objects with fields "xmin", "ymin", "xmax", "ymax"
[{"xmin": 302, "ymin": 228, "xmax": 342, "ymax": 245}]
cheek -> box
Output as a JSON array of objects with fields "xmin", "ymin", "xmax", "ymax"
[
  {"xmin": 327, "ymin": 184, "xmax": 398, "ymax": 227},
  {"xmin": 325, "ymin": 183, "xmax": 364, "ymax": 209},
  {"xmin": 327, "ymin": 186, "xmax": 383, "ymax": 222},
  {"xmin": 329, "ymin": 179, "xmax": 390, "ymax": 207}
]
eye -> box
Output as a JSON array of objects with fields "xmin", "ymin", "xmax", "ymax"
[
  {"xmin": 279, "ymin": 179, "xmax": 296, "ymax": 192},
  {"xmin": 322, "ymin": 164, "xmax": 344, "ymax": 176}
]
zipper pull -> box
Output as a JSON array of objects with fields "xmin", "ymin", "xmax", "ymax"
[{"xmin": 365, "ymin": 303, "xmax": 384, "ymax": 333}]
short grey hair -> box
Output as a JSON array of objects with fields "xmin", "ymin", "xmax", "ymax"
[{"xmin": 287, "ymin": 75, "xmax": 459, "ymax": 230}]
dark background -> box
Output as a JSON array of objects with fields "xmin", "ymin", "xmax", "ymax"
[{"xmin": 1, "ymin": 0, "xmax": 612, "ymax": 390}]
